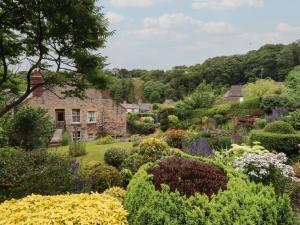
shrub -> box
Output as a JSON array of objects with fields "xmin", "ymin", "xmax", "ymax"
[
  {"xmin": 87, "ymin": 164, "xmax": 122, "ymax": 193},
  {"xmin": 264, "ymin": 121, "xmax": 296, "ymax": 134},
  {"xmin": 260, "ymin": 95, "xmax": 296, "ymax": 112},
  {"xmin": 97, "ymin": 135, "xmax": 117, "ymax": 145},
  {"xmin": 147, "ymin": 157, "xmax": 228, "ymax": 197},
  {"xmin": 128, "ymin": 120, "xmax": 156, "ymax": 135},
  {"xmin": 69, "ymin": 141, "xmax": 86, "ymax": 157},
  {"xmin": 213, "ymin": 113, "xmax": 226, "ymax": 124},
  {"xmin": 8, "ymin": 106, "xmax": 53, "ymax": 150},
  {"xmin": 287, "ymin": 110, "xmax": 300, "ymax": 130},
  {"xmin": 61, "ymin": 132, "xmax": 70, "ymax": 146},
  {"xmin": 159, "ymin": 106, "xmax": 175, "ymax": 131},
  {"xmin": 249, "ymin": 130, "xmax": 300, "ymax": 154},
  {"xmin": 213, "ymin": 103, "xmax": 231, "ymax": 115},
  {"xmin": 105, "ymin": 147, "xmax": 130, "ymax": 169},
  {"xmin": 234, "ymin": 152, "xmax": 296, "ymax": 194},
  {"xmin": 103, "ymin": 187, "xmax": 126, "ymax": 203},
  {"xmin": 253, "ymin": 118, "xmax": 267, "ymax": 129},
  {"xmin": 124, "ymin": 157, "xmax": 294, "ymax": 225},
  {"xmin": 120, "ymin": 168, "xmax": 133, "ymax": 187},
  {"xmin": 137, "ymin": 138, "xmax": 169, "ymax": 163},
  {"xmin": 0, "ymin": 148, "xmax": 75, "ymax": 202},
  {"xmin": 122, "ymin": 138, "xmax": 170, "ymax": 173},
  {"xmin": 165, "ymin": 129, "xmax": 190, "ymax": 149},
  {"xmin": 0, "ymin": 193, "xmax": 128, "ymax": 225},
  {"xmin": 239, "ymin": 97, "xmax": 261, "ymax": 109},
  {"xmin": 167, "ymin": 115, "xmax": 179, "ymax": 128},
  {"xmin": 209, "ymin": 136, "xmax": 232, "ymax": 150}
]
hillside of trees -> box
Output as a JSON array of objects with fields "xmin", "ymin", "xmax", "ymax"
[{"xmin": 107, "ymin": 40, "xmax": 300, "ymax": 103}]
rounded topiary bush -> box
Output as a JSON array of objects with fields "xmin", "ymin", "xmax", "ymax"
[
  {"xmin": 147, "ymin": 157, "xmax": 227, "ymax": 197},
  {"xmin": 87, "ymin": 164, "xmax": 122, "ymax": 192},
  {"xmin": 0, "ymin": 193, "xmax": 128, "ymax": 224},
  {"xmin": 103, "ymin": 187, "xmax": 126, "ymax": 203},
  {"xmin": 105, "ymin": 147, "xmax": 130, "ymax": 169},
  {"xmin": 264, "ymin": 121, "xmax": 295, "ymax": 134},
  {"xmin": 124, "ymin": 156, "xmax": 294, "ymax": 225}
]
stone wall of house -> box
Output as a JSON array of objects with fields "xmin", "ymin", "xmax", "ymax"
[{"xmin": 26, "ymin": 87, "xmax": 127, "ymax": 140}]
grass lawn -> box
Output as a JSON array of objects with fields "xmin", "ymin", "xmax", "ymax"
[{"xmin": 49, "ymin": 140, "xmax": 133, "ymax": 166}]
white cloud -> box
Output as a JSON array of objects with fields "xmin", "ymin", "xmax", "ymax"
[
  {"xmin": 143, "ymin": 13, "xmax": 236, "ymax": 34},
  {"xmin": 192, "ymin": 0, "xmax": 264, "ymax": 10},
  {"xmin": 202, "ymin": 22, "xmax": 236, "ymax": 33},
  {"xmin": 106, "ymin": 12, "xmax": 124, "ymax": 24},
  {"xmin": 143, "ymin": 13, "xmax": 202, "ymax": 29},
  {"xmin": 108, "ymin": 0, "xmax": 170, "ymax": 8},
  {"xmin": 277, "ymin": 22, "xmax": 300, "ymax": 33}
]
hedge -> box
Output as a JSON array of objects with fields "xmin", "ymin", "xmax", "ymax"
[
  {"xmin": 0, "ymin": 193, "xmax": 128, "ymax": 225},
  {"xmin": 249, "ymin": 130, "xmax": 300, "ymax": 154},
  {"xmin": 124, "ymin": 157, "xmax": 294, "ymax": 225},
  {"xmin": 264, "ymin": 121, "xmax": 295, "ymax": 134}
]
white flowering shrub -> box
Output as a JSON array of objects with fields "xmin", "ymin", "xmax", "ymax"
[{"xmin": 234, "ymin": 152, "xmax": 298, "ymax": 194}]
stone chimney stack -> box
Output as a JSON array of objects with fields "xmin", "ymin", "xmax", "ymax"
[{"xmin": 31, "ymin": 68, "xmax": 44, "ymax": 97}]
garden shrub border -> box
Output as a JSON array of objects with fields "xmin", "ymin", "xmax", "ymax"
[
  {"xmin": 124, "ymin": 153, "xmax": 294, "ymax": 225},
  {"xmin": 249, "ymin": 130, "xmax": 300, "ymax": 154}
]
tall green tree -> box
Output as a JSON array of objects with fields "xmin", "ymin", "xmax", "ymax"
[{"xmin": 0, "ymin": 0, "xmax": 111, "ymax": 117}]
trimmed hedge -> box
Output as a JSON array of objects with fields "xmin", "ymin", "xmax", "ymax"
[
  {"xmin": 249, "ymin": 130, "xmax": 300, "ymax": 154},
  {"xmin": 264, "ymin": 121, "xmax": 295, "ymax": 134},
  {"xmin": 0, "ymin": 193, "xmax": 128, "ymax": 224},
  {"xmin": 124, "ymin": 157, "xmax": 294, "ymax": 225}
]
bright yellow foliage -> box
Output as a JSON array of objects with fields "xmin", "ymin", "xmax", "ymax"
[
  {"xmin": 0, "ymin": 193, "xmax": 128, "ymax": 225},
  {"xmin": 103, "ymin": 187, "xmax": 126, "ymax": 203}
]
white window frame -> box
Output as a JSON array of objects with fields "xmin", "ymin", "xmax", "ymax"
[
  {"xmin": 72, "ymin": 109, "xmax": 81, "ymax": 123},
  {"xmin": 72, "ymin": 131, "xmax": 81, "ymax": 141},
  {"xmin": 87, "ymin": 111, "xmax": 96, "ymax": 123},
  {"xmin": 88, "ymin": 133, "xmax": 95, "ymax": 140}
]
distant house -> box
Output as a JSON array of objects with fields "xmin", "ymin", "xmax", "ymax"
[
  {"xmin": 121, "ymin": 102, "xmax": 140, "ymax": 113},
  {"xmin": 26, "ymin": 69, "xmax": 127, "ymax": 146},
  {"xmin": 121, "ymin": 101, "xmax": 153, "ymax": 113},
  {"xmin": 224, "ymin": 85, "xmax": 244, "ymax": 103}
]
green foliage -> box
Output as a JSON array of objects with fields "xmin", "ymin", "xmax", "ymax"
[
  {"xmin": 8, "ymin": 106, "xmax": 53, "ymax": 150},
  {"xmin": 165, "ymin": 129, "xmax": 190, "ymax": 149},
  {"xmin": 61, "ymin": 132, "xmax": 70, "ymax": 146},
  {"xmin": 109, "ymin": 78, "xmax": 134, "ymax": 103},
  {"xmin": 209, "ymin": 136, "xmax": 232, "ymax": 150},
  {"xmin": 254, "ymin": 118, "xmax": 268, "ymax": 129},
  {"xmin": 249, "ymin": 130, "xmax": 300, "ymax": 154},
  {"xmin": 264, "ymin": 121, "xmax": 295, "ymax": 134},
  {"xmin": 87, "ymin": 163, "xmax": 122, "ymax": 193},
  {"xmin": 287, "ymin": 110, "xmax": 300, "ymax": 130},
  {"xmin": 124, "ymin": 160, "xmax": 294, "ymax": 225},
  {"xmin": 120, "ymin": 169, "xmax": 133, "ymax": 187},
  {"xmin": 104, "ymin": 147, "xmax": 130, "ymax": 169},
  {"xmin": 260, "ymin": 95, "xmax": 296, "ymax": 112},
  {"xmin": 122, "ymin": 138, "xmax": 170, "ymax": 173},
  {"xmin": 189, "ymin": 81, "xmax": 218, "ymax": 108},
  {"xmin": 143, "ymin": 80, "xmax": 169, "ymax": 103},
  {"xmin": 286, "ymin": 65, "xmax": 300, "ymax": 100},
  {"xmin": 127, "ymin": 120, "xmax": 156, "ymax": 135},
  {"xmin": 0, "ymin": 0, "xmax": 111, "ymax": 117},
  {"xmin": 239, "ymin": 97, "xmax": 261, "ymax": 109},
  {"xmin": 167, "ymin": 115, "xmax": 179, "ymax": 128},
  {"xmin": 103, "ymin": 187, "xmax": 127, "ymax": 203},
  {"xmin": 243, "ymin": 79, "xmax": 286, "ymax": 100},
  {"xmin": 0, "ymin": 148, "xmax": 75, "ymax": 202},
  {"xmin": 97, "ymin": 135, "xmax": 117, "ymax": 145},
  {"xmin": 68, "ymin": 141, "xmax": 86, "ymax": 157},
  {"xmin": 158, "ymin": 106, "xmax": 175, "ymax": 131}
]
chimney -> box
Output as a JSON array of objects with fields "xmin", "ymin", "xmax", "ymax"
[{"xmin": 31, "ymin": 68, "xmax": 44, "ymax": 97}]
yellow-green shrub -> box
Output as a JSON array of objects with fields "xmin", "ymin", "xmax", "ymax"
[
  {"xmin": 104, "ymin": 187, "xmax": 126, "ymax": 203},
  {"xmin": 0, "ymin": 193, "xmax": 128, "ymax": 225}
]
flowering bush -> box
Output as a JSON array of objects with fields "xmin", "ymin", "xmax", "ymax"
[
  {"xmin": 165, "ymin": 129, "xmax": 190, "ymax": 149},
  {"xmin": 234, "ymin": 152, "xmax": 297, "ymax": 194},
  {"xmin": 0, "ymin": 193, "xmax": 128, "ymax": 224}
]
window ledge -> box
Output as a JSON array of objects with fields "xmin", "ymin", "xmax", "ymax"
[{"xmin": 87, "ymin": 122, "xmax": 96, "ymax": 124}]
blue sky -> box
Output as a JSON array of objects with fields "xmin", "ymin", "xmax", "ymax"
[{"xmin": 98, "ymin": 0, "xmax": 300, "ymax": 70}]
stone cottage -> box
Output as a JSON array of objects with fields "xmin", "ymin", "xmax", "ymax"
[{"xmin": 26, "ymin": 69, "xmax": 127, "ymax": 145}]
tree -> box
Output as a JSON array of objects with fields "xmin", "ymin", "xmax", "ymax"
[
  {"xmin": 243, "ymin": 79, "xmax": 287, "ymax": 100},
  {"xmin": 286, "ymin": 66, "xmax": 300, "ymax": 101},
  {"xmin": 8, "ymin": 106, "xmax": 54, "ymax": 150},
  {"xmin": 0, "ymin": 0, "xmax": 111, "ymax": 118}
]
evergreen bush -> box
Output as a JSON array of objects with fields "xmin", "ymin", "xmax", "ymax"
[
  {"xmin": 264, "ymin": 121, "xmax": 295, "ymax": 134},
  {"xmin": 124, "ymin": 157, "xmax": 294, "ymax": 225},
  {"xmin": 105, "ymin": 147, "xmax": 130, "ymax": 169}
]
